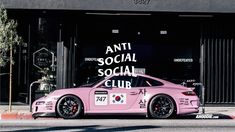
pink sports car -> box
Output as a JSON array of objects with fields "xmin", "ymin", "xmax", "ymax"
[{"xmin": 32, "ymin": 74, "xmax": 199, "ymax": 119}]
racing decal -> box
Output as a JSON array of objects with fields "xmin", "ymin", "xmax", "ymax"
[
  {"xmin": 95, "ymin": 91, "xmax": 108, "ymax": 105},
  {"xmin": 179, "ymin": 98, "xmax": 189, "ymax": 105},
  {"xmin": 139, "ymin": 99, "xmax": 147, "ymax": 108},
  {"xmin": 46, "ymin": 106, "xmax": 53, "ymax": 110},
  {"xmin": 45, "ymin": 101, "xmax": 53, "ymax": 110},
  {"xmin": 138, "ymin": 89, "xmax": 147, "ymax": 96},
  {"xmin": 110, "ymin": 93, "xmax": 126, "ymax": 104}
]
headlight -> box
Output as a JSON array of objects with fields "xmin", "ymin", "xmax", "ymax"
[{"xmin": 36, "ymin": 101, "xmax": 45, "ymax": 105}]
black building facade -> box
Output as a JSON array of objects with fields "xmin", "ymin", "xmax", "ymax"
[{"xmin": 0, "ymin": 0, "xmax": 235, "ymax": 104}]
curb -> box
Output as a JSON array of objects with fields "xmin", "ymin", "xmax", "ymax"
[{"xmin": 0, "ymin": 112, "xmax": 32, "ymax": 120}]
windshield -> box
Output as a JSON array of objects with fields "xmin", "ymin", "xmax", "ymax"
[{"xmin": 80, "ymin": 76, "xmax": 105, "ymax": 87}]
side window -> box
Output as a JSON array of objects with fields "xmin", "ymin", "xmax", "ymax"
[
  {"xmin": 101, "ymin": 75, "xmax": 138, "ymax": 88},
  {"xmin": 138, "ymin": 77, "xmax": 163, "ymax": 87}
]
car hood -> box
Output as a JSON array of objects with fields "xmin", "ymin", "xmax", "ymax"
[{"xmin": 49, "ymin": 87, "xmax": 90, "ymax": 95}]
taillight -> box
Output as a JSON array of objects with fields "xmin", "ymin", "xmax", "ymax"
[{"xmin": 182, "ymin": 91, "xmax": 196, "ymax": 96}]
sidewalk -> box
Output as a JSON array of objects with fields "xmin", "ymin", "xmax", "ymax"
[
  {"xmin": 195, "ymin": 107, "xmax": 235, "ymax": 119},
  {"xmin": 0, "ymin": 105, "xmax": 235, "ymax": 120},
  {"xmin": 0, "ymin": 105, "xmax": 32, "ymax": 120},
  {"xmin": 200, "ymin": 107, "xmax": 235, "ymax": 117}
]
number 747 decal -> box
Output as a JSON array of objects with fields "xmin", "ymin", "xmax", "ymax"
[
  {"xmin": 95, "ymin": 94, "xmax": 108, "ymax": 105},
  {"xmin": 96, "ymin": 96, "xmax": 106, "ymax": 102}
]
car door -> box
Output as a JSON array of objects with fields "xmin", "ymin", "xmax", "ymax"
[{"xmin": 89, "ymin": 75, "xmax": 140, "ymax": 111}]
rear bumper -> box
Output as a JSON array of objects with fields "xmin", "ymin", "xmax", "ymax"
[
  {"xmin": 177, "ymin": 96, "xmax": 200, "ymax": 115},
  {"xmin": 179, "ymin": 107, "xmax": 199, "ymax": 115}
]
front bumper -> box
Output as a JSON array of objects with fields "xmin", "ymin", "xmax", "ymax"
[{"xmin": 32, "ymin": 96, "xmax": 58, "ymax": 118}]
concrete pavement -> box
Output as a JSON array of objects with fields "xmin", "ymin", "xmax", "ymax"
[
  {"xmin": 0, "ymin": 105, "xmax": 235, "ymax": 120},
  {"xmin": 199, "ymin": 107, "xmax": 235, "ymax": 118},
  {"xmin": 1, "ymin": 119, "xmax": 235, "ymax": 132}
]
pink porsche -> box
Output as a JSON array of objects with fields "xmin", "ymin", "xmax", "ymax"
[{"xmin": 32, "ymin": 74, "xmax": 199, "ymax": 119}]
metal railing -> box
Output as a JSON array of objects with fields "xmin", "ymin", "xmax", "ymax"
[{"xmin": 29, "ymin": 80, "xmax": 42, "ymax": 112}]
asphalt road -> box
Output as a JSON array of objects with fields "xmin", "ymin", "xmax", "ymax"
[{"xmin": 1, "ymin": 119, "xmax": 235, "ymax": 132}]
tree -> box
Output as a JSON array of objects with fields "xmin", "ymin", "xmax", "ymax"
[
  {"xmin": 0, "ymin": 7, "xmax": 22, "ymax": 111},
  {"xmin": 0, "ymin": 7, "xmax": 22, "ymax": 68}
]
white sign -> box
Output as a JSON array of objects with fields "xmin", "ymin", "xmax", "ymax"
[
  {"xmin": 85, "ymin": 58, "xmax": 99, "ymax": 62},
  {"xmin": 174, "ymin": 58, "xmax": 193, "ymax": 63},
  {"xmin": 134, "ymin": 68, "xmax": 146, "ymax": 74},
  {"xmin": 160, "ymin": 30, "xmax": 167, "ymax": 35},
  {"xmin": 112, "ymin": 29, "xmax": 119, "ymax": 34},
  {"xmin": 95, "ymin": 94, "xmax": 108, "ymax": 105}
]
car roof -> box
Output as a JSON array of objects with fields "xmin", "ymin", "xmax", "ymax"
[{"xmin": 93, "ymin": 73, "xmax": 176, "ymax": 88}]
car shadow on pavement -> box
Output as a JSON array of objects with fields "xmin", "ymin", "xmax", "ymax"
[
  {"xmin": 6, "ymin": 125, "xmax": 159, "ymax": 132},
  {"xmin": 82, "ymin": 114, "xmax": 233, "ymax": 120},
  {"xmin": 178, "ymin": 113, "xmax": 233, "ymax": 119},
  {"xmin": 83, "ymin": 115, "xmax": 147, "ymax": 119},
  {"xmin": 34, "ymin": 113, "xmax": 233, "ymax": 120}
]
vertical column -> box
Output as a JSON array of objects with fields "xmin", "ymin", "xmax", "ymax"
[{"xmin": 56, "ymin": 42, "xmax": 64, "ymax": 89}]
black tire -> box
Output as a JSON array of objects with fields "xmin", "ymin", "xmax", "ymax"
[
  {"xmin": 56, "ymin": 95, "xmax": 83, "ymax": 119},
  {"xmin": 148, "ymin": 94, "xmax": 176, "ymax": 119}
]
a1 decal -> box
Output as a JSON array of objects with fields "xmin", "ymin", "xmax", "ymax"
[{"xmin": 110, "ymin": 93, "xmax": 126, "ymax": 104}]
